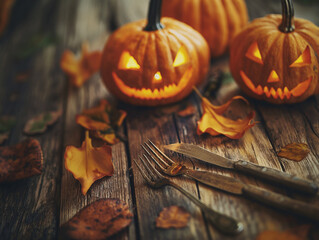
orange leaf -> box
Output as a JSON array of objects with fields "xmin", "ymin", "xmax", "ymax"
[
  {"xmin": 277, "ymin": 143, "xmax": 310, "ymax": 162},
  {"xmin": 60, "ymin": 43, "xmax": 102, "ymax": 87},
  {"xmin": 76, "ymin": 100, "xmax": 127, "ymax": 145},
  {"xmin": 156, "ymin": 206, "xmax": 190, "ymax": 229},
  {"xmin": 256, "ymin": 225, "xmax": 311, "ymax": 240},
  {"xmin": 195, "ymin": 88, "xmax": 256, "ymax": 139},
  {"xmin": 64, "ymin": 131, "xmax": 114, "ymax": 195},
  {"xmin": 177, "ymin": 105, "xmax": 196, "ymax": 117}
]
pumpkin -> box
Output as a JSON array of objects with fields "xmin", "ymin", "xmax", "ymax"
[
  {"xmin": 230, "ymin": 0, "xmax": 319, "ymax": 104},
  {"xmin": 100, "ymin": 0, "xmax": 210, "ymax": 106},
  {"xmin": 162, "ymin": 0, "xmax": 248, "ymax": 58}
]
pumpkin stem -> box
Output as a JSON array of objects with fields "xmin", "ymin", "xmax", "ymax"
[
  {"xmin": 144, "ymin": 0, "xmax": 164, "ymax": 31},
  {"xmin": 279, "ymin": 0, "xmax": 295, "ymax": 33}
]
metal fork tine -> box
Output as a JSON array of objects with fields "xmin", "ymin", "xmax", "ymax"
[
  {"xmin": 143, "ymin": 153, "xmax": 165, "ymax": 178},
  {"xmin": 148, "ymin": 139, "xmax": 175, "ymax": 164},
  {"xmin": 142, "ymin": 145, "xmax": 167, "ymax": 171},
  {"xmin": 133, "ymin": 159, "xmax": 153, "ymax": 183},
  {"xmin": 142, "ymin": 143, "xmax": 169, "ymax": 168},
  {"xmin": 139, "ymin": 155, "xmax": 156, "ymax": 181}
]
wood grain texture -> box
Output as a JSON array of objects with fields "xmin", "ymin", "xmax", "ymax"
[{"xmin": 0, "ymin": 0, "xmax": 318, "ymax": 239}]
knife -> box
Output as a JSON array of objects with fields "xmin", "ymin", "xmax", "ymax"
[
  {"xmin": 164, "ymin": 143, "xmax": 318, "ymax": 195},
  {"xmin": 182, "ymin": 169, "xmax": 319, "ymax": 221}
]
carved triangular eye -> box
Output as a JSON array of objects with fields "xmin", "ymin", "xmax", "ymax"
[
  {"xmin": 290, "ymin": 46, "xmax": 311, "ymax": 67},
  {"xmin": 173, "ymin": 46, "xmax": 189, "ymax": 67},
  {"xmin": 118, "ymin": 51, "xmax": 140, "ymax": 70},
  {"xmin": 245, "ymin": 41, "xmax": 263, "ymax": 64}
]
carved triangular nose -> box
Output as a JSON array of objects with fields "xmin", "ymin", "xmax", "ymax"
[{"xmin": 267, "ymin": 70, "xmax": 280, "ymax": 83}]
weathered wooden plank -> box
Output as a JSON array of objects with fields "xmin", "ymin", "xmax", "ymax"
[
  {"xmin": 173, "ymin": 60, "xmax": 296, "ymax": 240},
  {"xmin": 126, "ymin": 106, "xmax": 210, "ymax": 240},
  {"xmin": 0, "ymin": 1, "xmax": 64, "ymax": 239},
  {"xmin": 57, "ymin": 1, "xmax": 136, "ymax": 240}
]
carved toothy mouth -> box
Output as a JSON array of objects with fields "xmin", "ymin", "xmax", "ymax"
[
  {"xmin": 240, "ymin": 71, "xmax": 312, "ymax": 100},
  {"xmin": 112, "ymin": 68, "xmax": 193, "ymax": 100}
]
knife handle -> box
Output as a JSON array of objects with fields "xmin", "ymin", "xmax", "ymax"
[
  {"xmin": 243, "ymin": 185, "xmax": 319, "ymax": 221},
  {"xmin": 234, "ymin": 160, "xmax": 318, "ymax": 195}
]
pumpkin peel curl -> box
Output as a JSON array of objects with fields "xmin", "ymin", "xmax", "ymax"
[
  {"xmin": 64, "ymin": 131, "xmax": 114, "ymax": 195},
  {"xmin": 60, "ymin": 43, "xmax": 102, "ymax": 87},
  {"xmin": 195, "ymin": 88, "xmax": 256, "ymax": 139}
]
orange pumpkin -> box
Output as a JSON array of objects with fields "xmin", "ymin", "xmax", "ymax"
[
  {"xmin": 100, "ymin": 0, "xmax": 210, "ymax": 106},
  {"xmin": 230, "ymin": 0, "xmax": 319, "ymax": 104},
  {"xmin": 162, "ymin": 0, "xmax": 248, "ymax": 58}
]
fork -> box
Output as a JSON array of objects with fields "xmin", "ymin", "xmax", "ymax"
[
  {"xmin": 142, "ymin": 140, "xmax": 232, "ymax": 189},
  {"xmin": 134, "ymin": 154, "xmax": 244, "ymax": 235}
]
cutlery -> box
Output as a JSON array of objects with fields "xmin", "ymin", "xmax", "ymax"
[{"xmin": 165, "ymin": 143, "xmax": 318, "ymax": 195}]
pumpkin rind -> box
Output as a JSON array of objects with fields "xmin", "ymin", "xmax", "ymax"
[
  {"xmin": 100, "ymin": 18, "xmax": 210, "ymax": 106},
  {"xmin": 230, "ymin": 14, "xmax": 319, "ymax": 104},
  {"xmin": 162, "ymin": 0, "xmax": 248, "ymax": 57}
]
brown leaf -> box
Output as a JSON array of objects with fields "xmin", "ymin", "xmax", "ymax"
[
  {"xmin": 60, "ymin": 43, "xmax": 102, "ymax": 87},
  {"xmin": 0, "ymin": 0, "xmax": 15, "ymax": 36},
  {"xmin": 195, "ymin": 88, "xmax": 256, "ymax": 139},
  {"xmin": 60, "ymin": 198, "xmax": 133, "ymax": 240},
  {"xmin": 0, "ymin": 138, "xmax": 43, "ymax": 182},
  {"xmin": 177, "ymin": 105, "xmax": 196, "ymax": 117},
  {"xmin": 156, "ymin": 206, "xmax": 190, "ymax": 229},
  {"xmin": 64, "ymin": 131, "xmax": 114, "ymax": 195},
  {"xmin": 256, "ymin": 225, "xmax": 311, "ymax": 240},
  {"xmin": 24, "ymin": 111, "xmax": 61, "ymax": 135},
  {"xmin": 277, "ymin": 143, "xmax": 310, "ymax": 162},
  {"xmin": 15, "ymin": 72, "xmax": 29, "ymax": 82},
  {"xmin": 76, "ymin": 100, "xmax": 127, "ymax": 145}
]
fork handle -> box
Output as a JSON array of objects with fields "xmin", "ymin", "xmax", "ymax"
[{"xmin": 168, "ymin": 182, "xmax": 243, "ymax": 235}]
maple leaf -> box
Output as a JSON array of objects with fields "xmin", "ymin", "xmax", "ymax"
[
  {"xmin": 194, "ymin": 88, "xmax": 256, "ymax": 139},
  {"xmin": 0, "ymin": 138, "xmax": 43, "ymax": 182},
  {"xmin": 60, "ymin": 43, "xmax": 102, "ymax": 87},
  {"xmin": 60, "ymin": 198, "xmax": 133, "ymax": 240},
  {"xmin": 277, "ymin": 143, "xmax": 310, "ymax": 162},
  {"xmin": 76, "ymin": 100, "xmax": 127, "ymax": 145},
  {"xmin": 64, "ymin": 131, "xmax": 114, "ymax": 195},
  {"xmin": 24, "ymin": 111, "xmax": 61, "ymax": 135},
  {"xmin": 156, "ymin": 206, "xmax": 190, "ymax": 229}
]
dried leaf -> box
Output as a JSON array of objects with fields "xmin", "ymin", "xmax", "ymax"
[
  {"xmin": 277, "ymin": 143, "xmax": 310, "ymax": 162},
  {"xmin": 76, "ymin": 100, "xmax": 127, "ymax": 145},
  {"xmin": 194, "ymin": 88, "xmax": 256, "ymax": 139},
  {"xmin": 24, "ymin": 111, "xmax": 61, "ymax": 135},
  {"xmin": 64, "ymin": 131, "xmax": 114, "ymax": 195},
  {"xmin": 177, "ymin": 105, "xmax": 196, "ymax": 117},
  {"xmin": 0, "ymin": 0, "xmax": 15, "ymax": 36},
  {"xmin": 0, "ymin": 138, "xmax": 43, "ymax": 182},
  {"xmin": 60, "ymin": 198, "xmax": 133, "ymax": 240},
  {"xmin": 60, "ymin": 43, "xmax": 102, "ymax": 87},
  {"xmin": 0, "ymin": 116, "xmax": 16, "ymax": 144},
  {"xmin": 256, "ymin": 225, "xmax": 311, "ymax": 240},
  {"xmin": 156, "ymin": 206, "xmax": 190, "ymax": 229},
  {"xmin": 15, "ymin": 72, "xmax": 29, "ymax": 82}
]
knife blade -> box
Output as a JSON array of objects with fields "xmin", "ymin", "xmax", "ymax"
[{"xmin": 164, "ymin": 143, "xmax": 318, "ymax": 195}]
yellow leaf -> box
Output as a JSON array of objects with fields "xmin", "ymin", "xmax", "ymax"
[
  {"xmin": 277, "ymin": 143, "xmax": 310, "ymax": 162},
  {"xmin": 64, "ymin": 131, "xmax": 114, "ymax": 195}
]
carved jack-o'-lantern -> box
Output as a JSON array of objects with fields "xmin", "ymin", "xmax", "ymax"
[
  {"xmin": 100, "ymin": 0, "xmax": 210, "ymax": 106},
  {"xmin": 230, "ymin": 0, "xmax": 319, "ymax": 104}
]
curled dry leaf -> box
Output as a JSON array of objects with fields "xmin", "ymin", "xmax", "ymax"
[
  {"xmin": 0, "ymin": 138, "xmax": 43, "ymax": 182},
  {"xmin": 60, "ymin": 198, "xmax": 133, "ymax": 240},
  {"xmin": 277, "ymin": 143, "xmax": 310, "ymax": 162},
  {"xmin": 60, "ymin": 43, "xmax": 102, "ymax": 87},
  {"xmin": 156, "ymin": 206, "xmax": 190, "ymax": 229},
  {"xmin": 194, "ymin": 88, "xmax": 256, "ymax": 139},
  {"xmin": 0, "ymin": 116, "xmax": 16, "ymax": 144},
  {"xmin": 24, "ymin": 111, "xmax": 61, "ymax": 135},
  {"xmin": 76, "ymin": 100, "xmax": 127, "ymax": 145},
  {"xmin": 64, "ymin": 131, "xmax": 114, "ymax": 195},
  {"xmin": 256, "ymin": 225, "xmax": 311, "ymax": 240}
]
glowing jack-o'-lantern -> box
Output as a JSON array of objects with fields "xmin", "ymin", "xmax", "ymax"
[
  {"xmin": 100, "ymin": 0, "xmax": 210, "ymax": 106},
  {"xmin": 230, "ymin": 0, "xmax": 319, "ymax": 104}
]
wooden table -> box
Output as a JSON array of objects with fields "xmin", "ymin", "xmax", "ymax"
[{"xmin": 1, "ymin": 0, "xmax": 319, "ymax": 239}]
